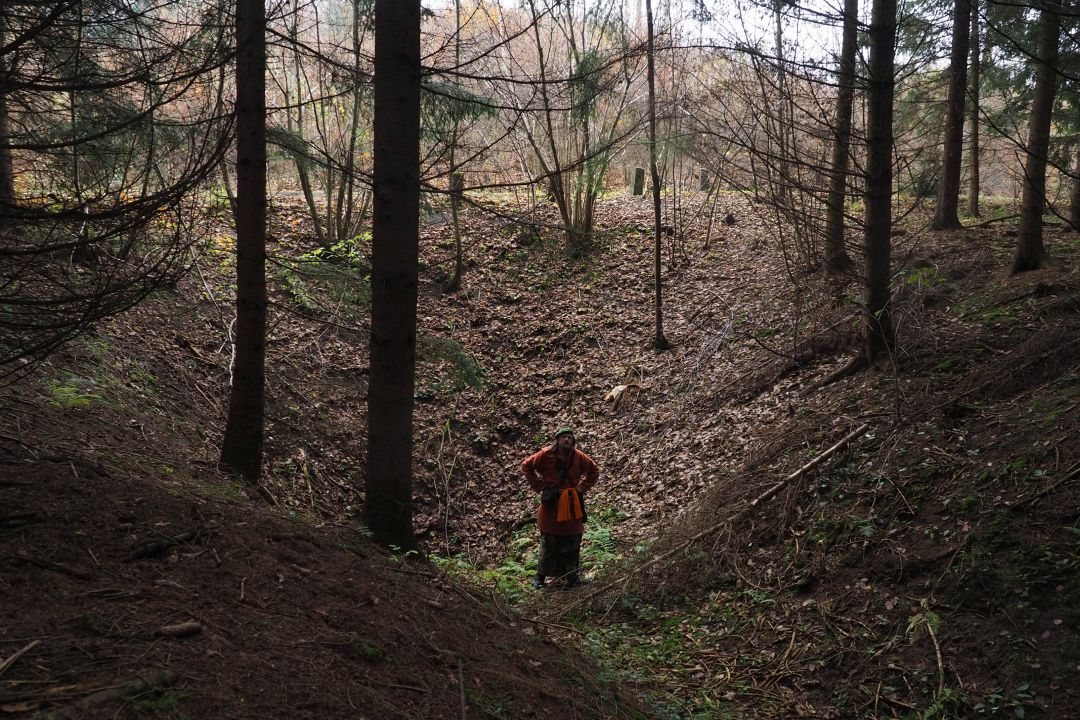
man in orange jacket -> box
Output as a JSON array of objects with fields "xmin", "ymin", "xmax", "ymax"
[{"xmin": 520, "ymin": 427, "xmax": 599, "ymax": 589}]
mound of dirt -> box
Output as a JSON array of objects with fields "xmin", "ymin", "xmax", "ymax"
[{"xmin": 0, "ymin": 442, "xmax": 644, "ymax": 719}]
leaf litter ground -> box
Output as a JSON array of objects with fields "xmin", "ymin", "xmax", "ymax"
[{"xmin": 2, "ymin": 191, "xmax": 1079, "ymax": 718}]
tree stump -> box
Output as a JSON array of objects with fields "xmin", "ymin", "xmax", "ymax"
[{"xmin": 631, "ymin": 167, "xmax": 645, "ymax": 196}]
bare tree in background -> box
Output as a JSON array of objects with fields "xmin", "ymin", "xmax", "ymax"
[
  {"xmin": 1012, "ymin": 2, "xmax": 1060, "ymax": 274},
  {"xmin": 445, "ymin": 0, "xmax": 466, "ymax": 292},
  {"xmin": 1070, "ymin": 145, "xmax": 1080, "ymax": 231},
  {"xmin": 645, "ymin": 0, "xmax": 668, "ymax": 350},
  {"xmin": 272, "ymin": 0, "xmax": 373, "ymax": 252},
  {"xmin": 967, "ymin": 0, "xmax": 981, "ymax": 218},
  {"xmin": 0, "ymin": 11, "xmax": 13, "ymax": 210},
  {"xmin": 491, "ymin": 0, "xmax": 641, "ymax": 256},
  {"xmin": 823, "ymin": 0, "xmax": 858, "ymax": 274},
  {"xmin": 931, "ymin": 0, "xmax": 971, "ymax": 230}
]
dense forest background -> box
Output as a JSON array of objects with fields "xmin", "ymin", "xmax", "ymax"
[{"xmin": 1, "ymin": 0, "xmax": 1078, "ymax": 718}]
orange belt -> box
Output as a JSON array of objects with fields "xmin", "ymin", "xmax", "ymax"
[{"xmin": 556, "ymin": 487, "xmax": 583, "ymax": 522}]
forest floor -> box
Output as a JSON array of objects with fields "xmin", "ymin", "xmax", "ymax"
[{"xmin": 1, "ymin": 189, "xmax": 1078, "ymax": 719}]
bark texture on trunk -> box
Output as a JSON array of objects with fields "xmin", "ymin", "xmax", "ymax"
[
  {"xmin": 219, "ymin": 0, "xmax": 267, "ymax": 481},
  {"xmin": 0, "ymin": 18, "xmax": 14, "ymax": 209},
  {"xmin": 823, "ymin": 0, "xmax": 858, "ymax": 274},
  {"xmin": 366, "ymin": 0, "xmax": 420, "ymax": 549},
  {"xmin": 931, "ymin": 0, "xmax": 971, "ymax": 230},
  {"xmin": 863, "ymin": 0, "xmax": 897, "ymax": 362},
  {"xmin": 1070, "ymin": 145, "xmax": 1080, "ymax": 232},
  {"xmin": 0, "ymin": 89, "xmax": 14, "ymax": 208},
  {"xmin": 967, "ymin": 0, "xmax": 981, "ymax": 217},
  {"xmin": 645, "ymin": 0, "xmax": 668, "ymax": 350},
  {"xmin": 1012, "ymin": 3, "xmax": 1059, "ymax": 274}
]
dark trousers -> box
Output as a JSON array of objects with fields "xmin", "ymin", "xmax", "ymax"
[{"xmin": 537, "ymin": 533, "xmax": 581, "ymax": 580}]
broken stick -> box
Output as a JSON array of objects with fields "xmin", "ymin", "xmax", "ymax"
[
  {"xmin": 49, "ymin": 669, "xmax": 178, "ymax": 719},
  {"xmin": 0, "ymin": 639, "xmax": 42, "ymax": 679},
  {"xmin": 157, "ymin": 621, "xmax": 202, "ymax": 638},
  {"xmin": 126, "ymin": 528, "xmax": 207, "ymax": 561}
]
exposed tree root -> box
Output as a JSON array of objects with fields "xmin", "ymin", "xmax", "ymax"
[{"xmin": 812, "ymin": 354, "xmax": 868, "ymax": 390}]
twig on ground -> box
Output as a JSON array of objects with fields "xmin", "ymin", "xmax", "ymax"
[
  {"xmin": 10, "ymin": 551, "xmax": 91, "ymax": 579},
  {"xmin": 157, "ymin": 621, "xmax": 202, "ymax": 638},
  {"xmin": 49, "ymin": 669, "xmax": 178, "ymax": 719},
  {"xmin": 0, "ymin": 432, "xmax": 37, "ymax": 454},
  {"xmin": 457, "ymin": 657, "xmax": 467, "ymax": 720},
  {"xmin": 0, "ymin": 639, "xmax": 42, "ymax": 679},
  {"xmin": 927, "ymin": 617, "xmax": 946, "ymax": 700},
  {"xmin": 1011, "ymin": 462, "xmax": 1080, "ymax": 509},
  {"xmin": 368, "ymin": 678, "xmax": 429, "ymax": 693},
  {"xmin": 0, "ymin": 512, "xmax": 40, "ymax": 527},
  {"xmin": 526, "ymin": 616, "xmax": 587, "ymax": 636},
  {"xmin": 965, "ymin": 213, "xmax": 1018, "ymax": 229},
  {"xmin": 126, "ymin": 528, "xmax": 208, "ymax": 561}
]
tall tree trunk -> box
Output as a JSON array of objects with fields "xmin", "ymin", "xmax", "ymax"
[
  {"xmin": 967, "ymin": 0, "xmax": 981, "ymax": 217},
  {"xmin": 863, "ymin": 0, "xmax": 897, "ymax": 362},
  {"xmin": 69, "ymin": 14, "xmax": 90, "ymax": 257},
  {"xmin": 1070, "ymin": 144, "xmax": 1080, "ymax": 232},
  {"xmin": 0, "ymin": 14, "xmax": 14, "ymax": 210},
  {"xmin": 0, "ymin": 87, "xmax": 14, "ymax": 209},
  {"xmin": 445, "ymin": 0, "xmax": 464, "ymax": 292},
  {"xmin": 823, "ymin": 0, "xmax": 858, "ymax": 274},
  {"xmin": 772, "ymin": 0, "xmax": 792, "ymax": 212},
  {"xmin": 219, "ymin": 161, "xmax": 238, "ymax": 219},
  {"xmin": 366, "ymin": 0, "xmax": 420, "ymax": 549},
  {"xmin": 1012, "ymin": 3, "xmax": 1060, "ymax": 274},
  {"xmin": 931, "ymin": 0, "xmax": 971, "ymax": 230},
  {"xmin": 338, "ymin": 0, "xmax": 366, "ymax": 243},
  {"xmin": 645, "ymin": 0, "xmax": 668, "ymax": 351},
  {"xmin": 287, "ymin": 5, "xmax": 327, "ymax": 249},
  {"xmin": 219, "ymin": 0, "xmax": 268, "ymax": 481}
]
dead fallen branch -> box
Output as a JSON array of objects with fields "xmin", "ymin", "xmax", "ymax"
[
  {"xmin": 49, "ymin": 669, "xmax": 178, "ymax": 719},
  {"xmin": 551, "ymin": 423, "xmax": 871, "ymax": 617},
  {"xmin": 9, "ymin": 551, "xmax": 91, "ymax": 579},
  {"xmin": 1011, "ymin": 462, "xmax": 1080, "ymax": 509},
  {"xmin": 127, "ymin": 528, "xmax": 208, "ymax": 561},
  {"xmin": 0, "ymin": 640, "xmax": 42, "ymax": 679},
  {"xmin": 157, "ymin": 621, "xmax": 203, "ymax": 638},
  {"xmin": 965, "ymin": 213, "xmax": 1018, "ymax": 229},
  {"xmin": 749, "ymin": 423, "xmax": 871, "ymax": 508},
  {"xmin": 0, "ymin": 512, "xmax": 40, "ymax": 528}
]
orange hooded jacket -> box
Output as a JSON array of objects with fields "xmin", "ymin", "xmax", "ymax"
[{"xmin": 521, "ymin": 446, "xmax": 599, "ymax": 535}]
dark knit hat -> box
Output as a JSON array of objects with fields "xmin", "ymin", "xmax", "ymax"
[{"xmin": 554, "ymin": 427, "xmax": 575, "ymax": 439}]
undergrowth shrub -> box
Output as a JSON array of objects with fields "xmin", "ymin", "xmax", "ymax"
[
  {"xmin": 419, "ymin": 336, "xmax": 486, "ymax": 390},
  {"xmin": 274, "ymin": 235, "xmax": 372, "ymax": 318}
]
